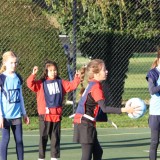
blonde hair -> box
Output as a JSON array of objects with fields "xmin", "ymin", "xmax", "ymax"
[
  {"xmin": 79, "ymin": 59, "xmax": 105, "ymax": 96},
  {"xmin": 0, "ymin": 51, "xmax": 17, "ymax": 74}
]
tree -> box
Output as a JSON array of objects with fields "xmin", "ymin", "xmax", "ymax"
[
  {"xmin": 43, "ymin": 0, "xmax": 159, "ymax": 41},
  {"xmin": 41, "ymin": 0, "xmax": 159, "ymax": 108}
]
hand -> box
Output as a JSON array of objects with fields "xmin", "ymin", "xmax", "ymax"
[
  {"xmin": 75, "ymin": 70, "xmax": 81, "ymax": 78},
  {"xmin": 125, "ymin": 106, "xmax": 135, "ymax": 114},
  {"xmin": 32, "ymin": 66, "xmax": 38, "ymax": 75},
  {"xmin": 0, "ymin": 116, "xmax": 3, "ymax": 128},
  {"xmin": 23, "ymin": 115, "xmax": 30, "ymax": 125},
  {"xmin": 123, "ymin": 101, "xmax": 141, "ymax": 114}
]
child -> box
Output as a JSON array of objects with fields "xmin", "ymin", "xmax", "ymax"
[
  {"xmin": 0, "ymin": 51, "xmax": 30, "ymax": 160},
  {"xmin": 26, "ymin": 60, "xmax": 81, "ymax": 160},
  {"xmin": 146, "ymin": 49, "xmax": 160, "ymax": 160},
  {"xmin": 73, "ymin": 59, "xmax": 138, "ymax": 160}
]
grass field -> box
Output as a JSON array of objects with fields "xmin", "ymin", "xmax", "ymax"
[
  {"xmin": 23, "ymin": 109, "xmax": 149, "ymax": 130},
  {"xmin": 76, "ymin": 53, "xmax": 155, "ymax": 102},
  {"xmin": 2, "ymin": 128, "xmax": 156, "ymax": 160},
  {"xmin": 123, "ymin": 54, "xmax": 155, "ymax": 101}
]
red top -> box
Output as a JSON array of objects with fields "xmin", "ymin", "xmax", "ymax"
[
  {"xmin": 26, "ymin": 74, "xmax": 80, "ymax": 122},
  {"xmin": 74, "ymin": 80, "xmax": 105, "ymax": 124},
  {"xmin": 90, "ymin": 80, "xmax": 105, "ymax": 102}
]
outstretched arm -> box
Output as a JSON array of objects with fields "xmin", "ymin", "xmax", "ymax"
[
  {"xmin": 98, "ymin": 100, "xmax": 136, "ymax": 114},
  {"xmin": 98, "ymin": 100, "xmax": 121, "ymax": 114},
  {"xmin": 62, "ymin": 70, "xmax": 81, "ymax": 93}
]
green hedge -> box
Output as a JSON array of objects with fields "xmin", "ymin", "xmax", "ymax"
[{"xmin": 0, "ymin": 0, "xmax": 68, "ymax": 115}]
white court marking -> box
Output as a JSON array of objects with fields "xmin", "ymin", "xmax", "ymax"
[
  {"xmin": 0, "ymin": 131, "xmax": 150, "ymax": 137},
  {"xmin": 143, "ymin": 150, "xmax": 160, "ymax": 153}
]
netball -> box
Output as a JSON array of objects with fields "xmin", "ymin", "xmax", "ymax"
[{"xmin": 125, "ymin": 98, "xmax": 147, "ymax": 119}]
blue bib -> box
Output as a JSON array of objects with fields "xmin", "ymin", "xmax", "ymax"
[{"xmin": 43, "ymin": 79, "xmax": 63, "ymax": 108}]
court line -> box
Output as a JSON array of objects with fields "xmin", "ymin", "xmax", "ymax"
[
  {"xmin": 144, "ymin": 150, "xmax": 160, "ymax": 153},
  {"xmin": 0, "ymin": 131, "xmax": 150, "ymax": 137}
]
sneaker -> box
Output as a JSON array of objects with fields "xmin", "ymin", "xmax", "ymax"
[
  {"xmin": 38, "ymin": 159, "xmax": 45, "ymax": 160},
  {"xmin": 51, "ymin": 158, "xmax": 58, "ymax": 160}
]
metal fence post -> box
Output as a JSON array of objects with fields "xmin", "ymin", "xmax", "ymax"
[{"xmin": 72, "ymin": 0, "xmax": 77, "ymax": 114}]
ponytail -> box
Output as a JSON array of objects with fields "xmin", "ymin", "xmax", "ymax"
[
  {"xmin": 79, "ymin": 65, "xmax": 86, "ymax": 97},
  {"xmin": 0, "ymin": 65, "xmax": 6, "ymax": 74},
  {"xmin": 79, "ymin": 59, "xmax": 105, "ymax": 97}
]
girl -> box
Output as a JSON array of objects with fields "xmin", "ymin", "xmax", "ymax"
[
  {"xmin": 0, "ymin": 51, "xmax": 30, "ymax": 160},
  {"xmin": 26, "ymin": 60, "xmax": 81, "ymax": 160},
  {"xmin": 146, "ymin": 49, "xmax": 160, "ymax": 160},
  {"xmin": 73, "ymin": 59, "xmax": 137, "ymax": 160}
]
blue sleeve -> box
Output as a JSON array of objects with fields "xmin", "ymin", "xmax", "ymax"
[
  {"xmin": 0, "ymin": 74, "xmax": 5, "ymax": 117},
  {"xmin": 0, "ymin": 87, "xmax": 2, "ymax": 116},
  {"xmin": 146, "ymin": 68, "xmax": 159, "ymax": 85},
  {"xmin": 148, "ymin": 78, "xmax": 160, "ymax": 95},
  {"xmin": 20, "ymin": 87, "xmax": 26, "ymax": 116}
]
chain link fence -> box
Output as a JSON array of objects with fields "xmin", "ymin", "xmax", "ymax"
[{"xmin": 0, "ymin": 0, "xmax": 160, "ymax": 121}]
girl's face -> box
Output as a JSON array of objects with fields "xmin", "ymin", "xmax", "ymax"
[
  {"xmin": 47, "ymin": 65, "xmax": 58, "ymax": 80},
  {"xmin": 4, "ymin": 56, "xmax": 18, "ymax": 74},
  {"xmin": 94, "ymin": 63, "xmax": 108, "ymax": 81}
]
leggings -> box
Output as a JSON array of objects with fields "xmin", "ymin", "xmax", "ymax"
[
  {"xmin": 0, "ymin": 123, "xmax": 23, "ymax": 160},
  {"xmin": 38, "ymin": 116, "xmax": 61, "ymax": 159},
  {"xmin": 81, "ymin": 138, "xmax": 103, "ymax": 160},
  {"xmin": 149, "ymin": 115, "xmax": 160, "ymax": 160}
]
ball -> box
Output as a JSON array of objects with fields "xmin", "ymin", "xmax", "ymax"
[{"xmin": 125, "ymin": 98, "xmax": 147, "ymax": 119}]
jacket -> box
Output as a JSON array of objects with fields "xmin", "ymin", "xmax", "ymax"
[{"xmin": 27, "ymin": 74, "xmax": 80, "ymax": 122}]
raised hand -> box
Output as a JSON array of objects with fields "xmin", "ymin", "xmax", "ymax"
[
  {"xmin": 75, "ymin": 70, "xmax": 81, "ymax": 78},
  {"xmin": 32, "ymin": 66, "xmax": 38, "ymax": 75}
]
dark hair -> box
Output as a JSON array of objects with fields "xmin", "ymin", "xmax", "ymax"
[{"xmin": 40, "ymin": 60, "xmax": 60, "ymax": 81}]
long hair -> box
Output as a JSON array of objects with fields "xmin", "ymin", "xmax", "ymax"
[
  {"xmin": 40, "ymin": 60, "xmax": 59, "ymax": 81},
  {"xmin": 151, "ymin": 47, "xmax": 160, "ymax": 69},
  {"xmin": 79, "ymin": 59, "xmax": 105, "ymax": 96},
  {"xmin": 0, "ymin": 51, "xmax": 17, "ymax": 74}
]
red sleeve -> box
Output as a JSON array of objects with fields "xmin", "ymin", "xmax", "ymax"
[
  {"xmin": 62, "ymin": 75, "xmax": 80, "ymax": 93},
  {"xmin": 91, "ymin": 82, "xmax": 105, "ymax": 102},
  {"xmin": 26, "ymin": 74, "xmax": 42, "ymax": 92}
]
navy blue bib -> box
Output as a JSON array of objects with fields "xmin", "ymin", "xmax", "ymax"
[{"xmin": 43, "ymin": 79, "xmax": 63, "ymax": 108}]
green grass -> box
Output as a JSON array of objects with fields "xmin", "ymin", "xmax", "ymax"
[
  {"xmin": 23, "ymin": 109, "xmax": 149, "ymax": 131},
  {"xmin": 122, "ymin": 55, "xmax": 155, "ymax": 101}
]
